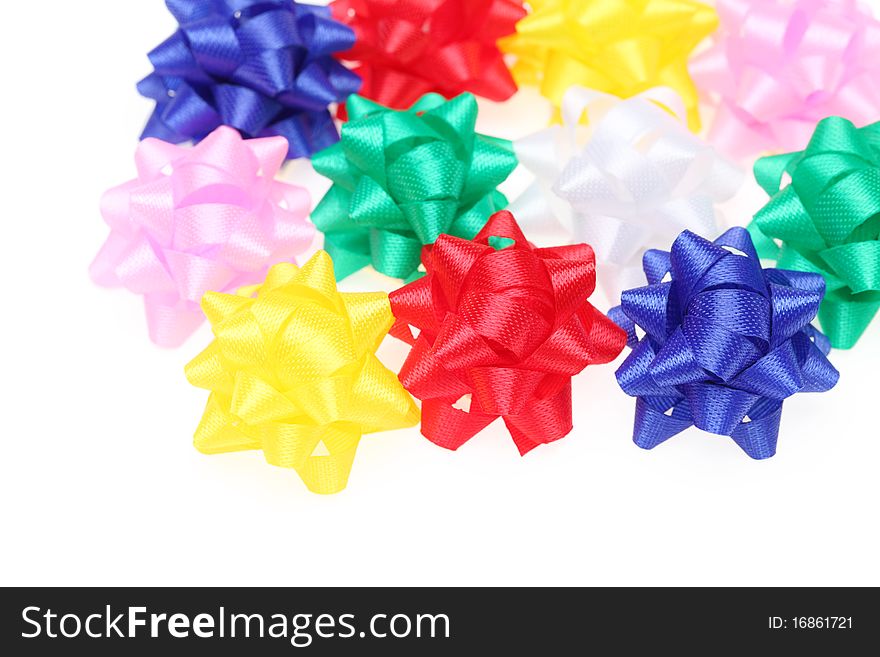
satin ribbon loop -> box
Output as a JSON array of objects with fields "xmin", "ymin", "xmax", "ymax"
[
  {"xmin": 512, "ymin": 86, "xmax": 742, "ymax": 303},
  {"xmin": 331, "ymin": 0, "xmax": 525, "ymax": 112},
  {"xmin": 614, "ymin": 227, "xmax": 839, "ymax": 459},
  {"xmin": 692, "ymin": 0, "xmax": 880, "ymax": 159},
  {"xmin": 140, "ymin": 0, "xmax": 361, "ymax": 159},
  {"xmin": 90, "ymin": 127, "xmax": 313, "ymax": 347},
  {"xmin": 499, "ymin": 0, "xmax": 718, "ymax": 130},
  {"xmin": 185, "ymin": 252, "xmax": 420, "ymax": 494},
  {"xmin": 312, "ymin": 93, "xmax": 518, "ymax": 281},
  {"xmin": 390, "ymin": 210, "xmax": 627, "ymax": 454},
  {"xmin": 752, "ymin": 116, "xmax": 880, "ymax": 349}
]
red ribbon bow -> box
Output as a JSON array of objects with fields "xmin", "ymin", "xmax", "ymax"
[
  {"xmin": 332, "ymin": 0, "xmax": 524, "ymax": 113},
  {"xmin": 389, "ymin": 211, "xmax": 627, "ymax": 454}
]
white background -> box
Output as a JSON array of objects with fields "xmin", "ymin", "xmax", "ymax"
[{"xmin": 1, "ymin": 0, "xmax": 878, "ymax": 587}]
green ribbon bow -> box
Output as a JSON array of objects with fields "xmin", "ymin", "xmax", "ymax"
[
  {"xmin": 311, "ymin": 93, "xmax": 518, "ymax": 281},
  {"xmin": 751, "ymin": 116, "xmax": 880, "ymax": 349}
]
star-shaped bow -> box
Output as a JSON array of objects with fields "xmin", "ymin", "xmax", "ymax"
[
  {"xmin": 692, "ymin": 0, "xmax": 880, "ymax": 159},
  {"xmin": 311, "ymin": 93, "xmax": 518, "ymax": 281},
  {"xmin": 139, "ymin": 0, "xmax": 361, "ymax": 158},
  {"xmin": 331, "ymin": 0, "xmax": 525, "ymax": 111},
  {"xmin": 614, "ymin": 228, "xmax": 839, "ymax": 459},
  {"xmin": 752, "ymin": 116, "xmax": 880, "ymax": 349},
  {"xmin": 185, "ymin": 251, "xmax": 420, "ymax": 494},
  {"xmin": 390, "ymin": 211, "xmax": 627, "ymax": 454},
  {"xmin": 500, "ymin": 0, "xmax": 718, "ymax": 130},
  {"xmin": 90, "ymin": 126, "xmax": 313, "ymax": 347}
]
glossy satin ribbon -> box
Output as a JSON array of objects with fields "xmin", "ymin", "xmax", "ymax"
[
  {"xmin": 612, "ymin": 228, "xmax": 839, "ymax": 459},
  {"xmin": 513, "ymin": 86, "xmax": 742, "ymax": 302},
  {"xmin": 90, "ymin": 127, "xmax": 313, "ymax": 348},
  {"xmin": 331, "ymin": 0, "xmax": 524, "ymax": 112},
  {"xmin": 139, "ymin": 0, "xmax": 361, "ymax": 159},
  {"xmin": 751, "ymin": 117, "xmax": 880, "ymax": 349},
  {"xmin": 389, "ymin": 211, "xmax": 627, "ymax": 454},
  {"xmin": 692, "ymin": 0, "xmax": 880, "ymax": 160},
  {"xmin": 185, "ymin": 252, "xmax": 420, "ymax": 494},
  {"xmin": 499, "ymin": 0, "xmax": 718, "ymax": 130},
  {"xmin": 311, "ymin": 93, "xmax": 518, "ymax": 281}
]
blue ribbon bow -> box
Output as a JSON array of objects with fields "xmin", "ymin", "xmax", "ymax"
[
  {"xmin": 138, "ymin": 0, "xmax": 361, "ymax": 159},
  {"xmin": 611, "ymin": 227, "xmax": 839, "ymax": 459}
]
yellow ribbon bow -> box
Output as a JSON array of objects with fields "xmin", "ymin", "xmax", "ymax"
[
  {"xmin": 500, "ymin": 0, "xmax": 718, "ymax": 131},
  {"xmin": 185, "ymin": 251, "xmax": 420, "ymax": 494}
]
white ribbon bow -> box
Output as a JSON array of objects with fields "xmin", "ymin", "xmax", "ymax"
[{"xmin": 511, "ymin": 87, "xmax": 744, "ymax": 302}]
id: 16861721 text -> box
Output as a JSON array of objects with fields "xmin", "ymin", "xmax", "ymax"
[{"xmin": 768, "ymin": 617, "xmax": 852, "ymax": 630}]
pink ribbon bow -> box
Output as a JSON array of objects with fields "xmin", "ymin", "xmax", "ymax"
[
  {"xmin": 692, "ymin": 0, "xmax": 880, "ymax": 159},
  {"xmin": 90, "ymin": 126, "xmax": 314, "ymax": 347}
]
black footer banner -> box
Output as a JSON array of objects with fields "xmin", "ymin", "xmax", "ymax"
[{"xmin": 0, "ymin": 587, "xmax": 872, "ymax": 654}]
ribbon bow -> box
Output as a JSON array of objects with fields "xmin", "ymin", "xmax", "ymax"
[
  {"xmin": 139, "ymin": 0, "xmax": 361, "ymax": 159},
  {"xmin": 330, "ymin": 0, "xmax": 525, "ymax": 112},
  {"xmin": 389, "ymin": 211, "xmax": 627, "ymax": 454},
  {"xmin": 499, "ymin": 0, "xmax": 718, "ymax": 131},
  {"xmin": 751, "ymin": 116, "xmax": 880, "ymax": 349},
  {"xmin": 311, "ymin": 93, "xmax": 518, "ymax": 281},
  {"xmin": 185, "ymin": 251, "xmax": 420, "ymax": 494},
  {"xmin": 90, "ymin": 126, "xmax": 313, "ymax": 347},
  {"xmin": 692, "ymin": 0, "xmax": 880, "ymax": 160},
  {"xmin": 613, "ymin": 228, "xmax": 839, "ymax": 459},
  {"xmin": 513, "ymin": 86, "xmax": 742, "ymax": 302}
]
